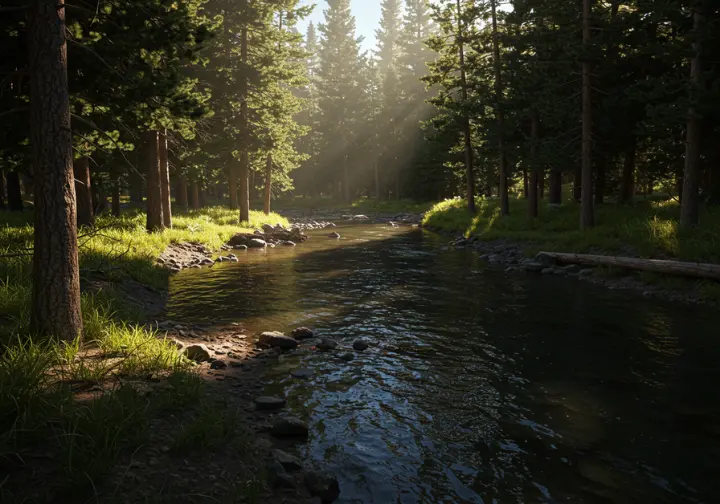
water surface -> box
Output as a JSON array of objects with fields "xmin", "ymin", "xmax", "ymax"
[{"xmin": 167, "ymin": 224, "xmax": 720, "ymax": 503}]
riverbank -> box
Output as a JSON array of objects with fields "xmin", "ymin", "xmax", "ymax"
[
  {"xmin": 0, "ymin": 207, "xmax": 326, "ymax": 503},
  {"xmin": 422, "ymin": 197, "xmax": 720, "ymax": 304}
]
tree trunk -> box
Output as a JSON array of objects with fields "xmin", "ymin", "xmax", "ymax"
[
  {"xmin": 580, "ymin": 0, "xmax": 595, "ymax": 229},
  {"xmin": 199, "ymin": 188, "xmax": 207, "ymax": 208},
  {"xmin": 263, "ymin": 153, "xmax": 272, "ymax": 215},
  {"xmin": 619, "ymin": 137, "xmax": 636, "ymax": 204},
  {"xmin": 538, "ymin": 173, "xmax": 545, "ymax": 199},
  {"xmin": 491, "ymin": 0, "xmax": 509, "ymax": 216},
  {"xmin": 528, "ymin": 113, "xmax": 539, "ymax": 218},
  {"xmin": 681, "ymin": 2, "xmax": 704, "ymax": 228},
  {"xmin": 111, "ymin": 185, "xmax": 121, "ymax": 217},
  {"xmin": 74, "ymin": 156, "xmax": 94, "ymax": 228},
  {"xmin": 29, "ymin": 0, "xmax": 83, "ymax": 341},
  {"xmin": 457, "ymin": 0, "xmax": 475, "ymax": 213},
  {"xmin": 0, "ymin": 170, "xmax": 6, "ymax": 209},
  {"xmin": 145, "ymin": 130, "xmax": 164, "ymax": 232},
  {"xmin": 159, "ymin": 129, "xmax": 172, "ymax": 228},
  {"xmin": 191, "ymin": 182, "xmax": 200, "ymax": 210},
  {"xmin": 594, "ymin": 153, "xmax": 606, "ymax": 205},
  {"xmin": 238, "ymin": 10, "xmax": 250, "ymax": 222},
  {"xmin": 6, "ymin": 171, "xmax": 23, "ymax": 211},
  {"xmin": 176, "ymin": 177, "xmax": 188, "ymax": 209},
  {"xmin": 549, "ymin": 169, "xmax": 562, "ymax": 204},
  {"xmin": 228, "ymin": 165, "xmax": 238, "ymax": 209}
]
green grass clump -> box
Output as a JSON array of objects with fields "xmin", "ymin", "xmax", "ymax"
[{"xmin": 423, "ymin": 197, "xmax": 720, "ymax": 264}]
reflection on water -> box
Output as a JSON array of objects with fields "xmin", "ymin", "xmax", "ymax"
[{"xmin": 167, "ymin": 224, "xmax": 720, "ymax": 503}]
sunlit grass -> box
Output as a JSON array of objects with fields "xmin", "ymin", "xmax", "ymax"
[{"xmin": 423, "ymin": 197, "xmax": 720, "ymax": 264}]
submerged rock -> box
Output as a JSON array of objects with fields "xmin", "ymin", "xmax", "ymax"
[
  {"xmin": 535, "ymin": 252, "xmax": 557, "ymax": 268},
  {"xmin": 183, "ymin": 344, "xmax": 211, "ymax": 362},
  {"xmin": 271, "ymin": 417, "xmax": 309, "ymax": 438},
  {"xmin": 327, "ymin": 232, "xmax": 341, "ymax": 239},
  {"xmin": 291, "ymin": 327, "xmax": 315, "ymax": 340},
  {"xmin": 273, "ymin": 449, "xmax": 303, "ymax": 472},
  {"xmin": 352, "ymin": 339, "xmax": 369, "ymax": 351},
  {"xmin": 338, "ymin": 352, "xmax": 354, "ymax": 362},
  {"xmin": 305, "ymin": 471, "xmax": 340, "ymax": 503},
  {"xmin": 258, "ymin": 331, "xmax": 298, "ymax": 350},
  {"xmin": 316, "ymin": 338, "xmax": 337, "ymax": 351},
  {"xmin": 522, "ymin": 261, "xmax": 545, "ymax": 273},
  {"xmin": 291, "ymin": 368, "xmax": 313, "ymax": 379},
  {"xmin": 254, "ymin": 396, "xmax": 287, "ymax": 411},
  {"xmin": 249, "ymin": 238, "xmax": 267, "ymax": 248}
]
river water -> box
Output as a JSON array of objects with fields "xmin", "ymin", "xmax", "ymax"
[{"xmin": 167, "ymin": 224, "xmax": 720, "ymax": 504}]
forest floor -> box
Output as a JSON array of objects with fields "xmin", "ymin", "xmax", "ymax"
[{"xmin": 0, "ymin": 208, "xmax": 321, "ymax": 504}]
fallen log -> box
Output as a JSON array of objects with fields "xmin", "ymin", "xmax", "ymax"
[{"xmin": 537, "ymin": 251, "xmax": 720, "ymax": 282}]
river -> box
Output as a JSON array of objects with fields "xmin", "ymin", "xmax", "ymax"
[{"xmin": 167, "ymin": 223, "xmax": 720, "ymax": 504}]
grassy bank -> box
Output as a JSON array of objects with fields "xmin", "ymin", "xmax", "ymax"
[
  {"xmin": 0, "ymin": 207, "xmax": 286, "ymax": 500},
  {"xmin": 423, "ymin": 197, "xmax": 720, "ymax": 263}
]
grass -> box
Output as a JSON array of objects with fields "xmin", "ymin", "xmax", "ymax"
[
  {"xmin": 423, "ymin": 196, "xmax": 720, "ymax": 264},
  {"xmin": 0, "ymin": 206, "xmax": 286, "ymax": 499}
]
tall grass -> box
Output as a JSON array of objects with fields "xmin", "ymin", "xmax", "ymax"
[{"xmin": 423, "ymin": 197, "xmax": 720, "ymax": 263}]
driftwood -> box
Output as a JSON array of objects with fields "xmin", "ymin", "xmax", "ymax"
[{"xmin": 537, "ymin": 251, "xmax": 720, "ymax": 282}]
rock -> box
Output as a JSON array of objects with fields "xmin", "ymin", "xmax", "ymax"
[
  {"xmin": 338, "ymin": 352, "xmax": 354, "ymax": 362},
  {"xmin": 254, "ymin": 396, "xmax": 287, "ymax": 411},
  {"xmin": 262, "ymin": 224, "xmax": 275, "ymax": 233},
  {"xmin": 522, "ymin": 261, "xmax": 545, "ymax": 273},
  {"xmin": 564, "ymin": 264, "xmax": 583, "ymax": 274},
  {"xmin": 271, "ymin": 417, "xmax": 309, "ymax": 438},
  {"xmin": 233, "ymin": 244, "xmax": 248, "ymax": 251},
  {"xmin": 183, "ymin": 344, "xmax": 211, "ymax": 362},
  {"xmin": 210, "ymin": 359, "xmax": 228, "ymax": 370},
  {"xmin": 579, "ymin": 268, "xmax": 594, "ymax": 277},
  {"xmin": 541, "ymin": 268, "xmax": 554, "ymax": 275},
  {"xmin": 535, "ymin": 252, "xmax": 557, "ymax": 268},
  {"xmin": 291, "ymin": 368, "xmax": 313, "ymax": 379},
  {"xmin": 552, "ymin": 268, "xmax": 568, "ymax": 276},
  {"xmin": 266, "ymin": 459, "xmax": 295, "ymax": 489},
  {"xmin": 316, "ymin": 338, "xmax": 337, "ymax": 351},
  {"xmin": 291, "ymin": 327, "xmax": 315, "ymax": 340},
  {"xmin": 352, "ymin": 339, "xmax": 369, "ymax": 351},
  {"xmin": 215, "ymin": 256, "xmax": 225, "ymax": 263},
  {"xmin": 170, "ymin": 339, "xmax": 185, "ymax": 350},
  {"xmin": 281, "ymin": 241, "xmax": 297, "ymax": 247},
  {"xmin": 305, "ymin": 471, "xmax": 340, "ymax": 503},
  {"xmin": 353, "ymin": 214, "xmax": 369, "ymax": 220},
  {"xmin": 249, "ymin": 238, "xmax": 267, "ymax": 248},
  {"xmin": 258, "ymin": 331, "xmax": 299, "ymax": 350},
  {"xmin": 327, "ymin": 232, "xmax": 341, "ymax": 239},
  {"xmin": 273, "ymin": 449, "xmax": 303, "ymax": 472}
]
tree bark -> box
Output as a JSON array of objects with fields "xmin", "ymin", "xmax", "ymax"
[
  {"xmin": 74, "ymin": 156, "xmax": 94, "ymax": 228},
  {"xmin": 111, "ymin": 185, "xmax": 121, "ymax": 217},
  {"xmin": 239, "ymin": 152, "xmax": 250, "ymax": 221},
  {"xmin": 681, "ymin": 1, "xmax": 704, "ymax": 228},
  {"xmin": 238, "ymin": 7, "xmax": 251, "ymax": 222},
  {"xmin": 580, "ymin": 0, "xmax": 595, "ymax": 229},
  {"xmin": 491, "ymin": 0, "xmax": 509, "ymax": 216},
  {"xmin": 263, "ymin": 153, "xmax": 272, "ymax": 215},
  {"xmin": 6, "ymin": 171, "xmax": 24, "ymax": 211},
  {"xmin": 528, "ymin": 113, "xmax": 539, "ymax": 218},
  {"xmin": 159, "ymin": 129, "xmax": 172, "ymax": 228},
  {"xmin": 199, "ymin": 188, "xmax": 207, "ymax": 208},
  {"xmin": 457, "ymin": 0, "xmax": 475, "ymax": 213},
  {"xmin": 0, "ymin": 170, "xmax": 6, "ymax": 209},
  {"xmin": 191, "ymin": 182, "xmax": 200, "ymax": 210},
  {"xmin": 145, "ymin": 130, "xmax": 164, "ymax": 232},
  {"xmin": 176, "ymin": 177, "xmax": 188, "ymax": 209},
  {"xmin": 549, "ymin": 169, "xmax": 562, "ymax": 204},
  {"xmin": 29, "ymin": 0, "xmax": 83, "ymax": 341},
  {"xmin": 619, "ymin": 137, "xmax": 636, "ymax": 204},
  {"xmin": 538, "ymin": 173, "xmax": 545, "ymax": 199}
]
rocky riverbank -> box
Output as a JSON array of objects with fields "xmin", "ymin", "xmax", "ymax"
[
  {"xmin": 447, "ymin": 235, "xmax": 715, "ymax": 305},
  {"xmin": 128, "ymin": 321, "xmax": 369, "ymax": 503}
]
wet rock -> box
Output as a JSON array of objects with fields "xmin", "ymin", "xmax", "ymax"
[
  {"xmin": 215, "ymin": 256, "xmax": 225, "ymax": 263},
  {"xmin": 579, "ymin": 268, "xmax": 595, "ymax": 277},
  {"xmin": 273, "ymin": 449, "xmax": 303, "ymax": 472},
  {"xmin": 541, "ymin": 268, "xmax": 554, "ymax": 275},
  {"xmin": 291, "ymin": 327, "xmax": 315, "ymax": 340},
  {"xmin": 183, "ymin": 344, "xmax": 211, "ymax": 362},
  {"xmin": 249, "ymin": 238, "xmax": 267, "ymax": 248},
  {"xmin": 522, "ymin": 261, "xmax": 545, "ymax": 273},
  {"xmin": 327, "ymin": 232, "xmax": 341, "ymax": 239},
  {"xmin": 291, "ymin": 368, "xmax": 313, "ymax": 379},
  {"xmin": 338, "ymin": 352, "xmax": 354, "ymax": 362},
  {"xmin": 266, "ymin": 459, "xmax": 295, "ymax": 489},
  {"xmin": 352, "ymin": 339, "xmax": 369, "ymax": 351},
  {"xmin": 233, "ymin": 244, "xmax": 248, "ymax": 251},
  {"xmin": 254, "ymin": 396, "xmax": 287, "ymax": 411},
  {"xmin": 258, "ymin": 331, "xmax": 299, "ymax": 350},
  {"xmin": 210, "ymin": 359, "xmax": 227, "ymax": 370},
  {"xmin": 281, "ymin": 240, "xmax": 297, "ymax": 246},
  {"xmin": 564, "ymin": 264, "xmax": 583, "ymax": 274},
  {"xmin": 552, "ymin": 268, "xmax": 568, "ymax": 276},
  {"xmin": 316, "ymin": 338, "xmax": 337, "ymax": 351},
  {"xmin": 305, "ymin": 471, "xmax": 340, "ymax": 503},
  {"xmin": 535, "ymin": 252, "xmax": 557, "ymax": 268},
  {"xmin": 270, "ymin": 417, "xmax": 309, "ymax": 438},
  {"xmin": 262, "ymin": 224, "xmax": 276, "ymax": 234}
]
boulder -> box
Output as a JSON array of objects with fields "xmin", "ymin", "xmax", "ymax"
[
  {"xmin": 262, "ymin": 224, "xmax": 275, "ymax": 233},
  {"xmin": 254, "ymin": 396, "xmax": 287, "ymax": 411},
  {"xmin": 535, "ymin": 252, "xmax": 557, "ymax": 268},
  {"xmin": 249, "ymin": 238, "xmax": 267, "ymax": 248},
  {"xmin": 210, "ymin": 359, "xmax": 227, "ymax": 370},
  {"xmin": 272, "ymin": 449, "xmax": 303, "ymax": 472},
  {"xmin": 258, "ymin": 331, "xmax": 299, "ymax": 350},
  {"xmin": 305, "ymin": 471, "xmax": 340, "ymax": 503},
  {"xmin": 291, "ymin": 327, "xmax": 315, "ymax": 340},
  {"xmin": 233, "ymin": 244, "xmax": 248, "ymax": 251},
  {"xmin": 266, "ymin": 459, "xmax": 295, "ymax": 489},
  {"xmin": 352, "ymin": 339, "xmax": 369, "ymax": 351},
  {"xmin": 271, "ymin": 417, "xmax": 309, "ymax": 438},
  {"xmin": 183, "ymin": 344, "xmax": 211, "ymax": 362}
]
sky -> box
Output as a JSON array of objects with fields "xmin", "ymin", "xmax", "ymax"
[{"xmin": 298, "ymin": 0, "xmax": 384, "ymax": 53}]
